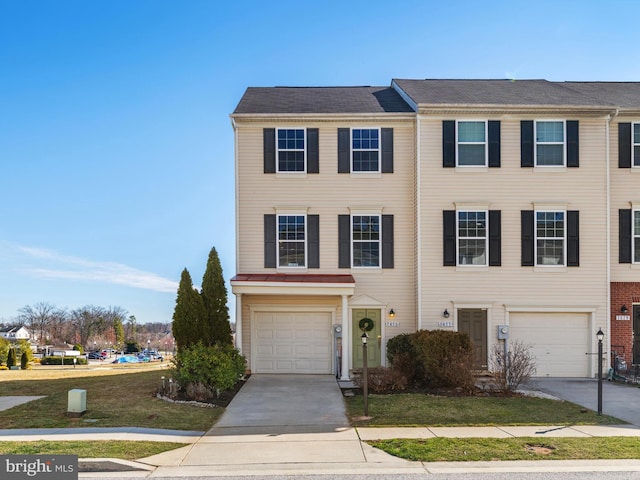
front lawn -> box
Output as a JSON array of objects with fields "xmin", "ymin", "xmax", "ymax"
[
  {"xmin": 371, "ymin": 437, "xmax": 640, "ymax": 462},
  {"xmin": 346, "ymin": 394, "xmax": 622, "ymax": 426},
  {"xmin": 0, "ymin": 368, "xmax": 225, "ymax": 430}
]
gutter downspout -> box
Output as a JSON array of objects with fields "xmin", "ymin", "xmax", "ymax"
[
  {"xmin": 231, "ymin": 117, "xmax": 242, "ymax": 353},
  {"xmin": 605, "ymin": 108, "xmax": 619, "ymax": 372},
  {"xmin": 416, "ymin": 113, "xmax": 423, "ymax": 330}
]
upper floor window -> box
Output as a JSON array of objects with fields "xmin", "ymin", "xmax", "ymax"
[
  {"xmin": 352, "ymin": 128, "xmax": 380, "ymax": 172},
  {"xmin": 633, "ymin": 124, "xmax": 640, "ymax": 167},
  {"xmin": 535, "ymin": 121, "xmax": 565, "ymax": 166},
  {"xmin": 535, "ymin": 210, "xmax": 565, "ymax": 265},
  {"xmin": 457, "ymin": 121, "xmax": 487, "ymax": 166},
  {"xmin": 352, "ymin": 215, "xmax": 380, "ymax": 267},
  {"xmin": 277, "ymin": 215, "xmax": 306, "ymax": 267},
  {"xmin": 457, "ymin": 210, "xmax": 487, "ymax": 265},
  {"xmin": 277, "ymin": 129, "xmax": 305, "ymax": 172}
]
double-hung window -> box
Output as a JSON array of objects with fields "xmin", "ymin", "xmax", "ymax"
[
  {"xmin": 352, "ymin": 215, "xmax": 380, "ymax": 267},
  {"xmin": 277, "ymin": 214, "xmax": 306, "ymax": 267},
  {"xmin": 633, "ymin": 124, "xmax": 640, "ymax": 167},
  {"xmin": 536, "ymin": 210, "xmax": 565, "ymax": 266},
  {"xmin": 457, "ymin": 211, "xmax": 487, "ymax": 265},
  {"xmin": 535, "ymin": 121, "xmax": 565, "ymax": 166},
  {"xmin": 634, "ymin": 210, "xmax": 640, "ymax": 263},
  {"xmin": 352, "ymin": 128, "xmax": 380, "ymax": 172},
  {"xmin": 277, "ymin": 129, "xmax": 305, "ymax": 172},
  {"xmin": 457, "ymin": 121, "xmax": 487, "ymax": 166}
]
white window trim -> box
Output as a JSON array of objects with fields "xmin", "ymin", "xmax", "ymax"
[
  {"xmin": 534, "ymin": 209, "xmax": 567, "ymax": 267},
  {"xmin": 351, "ymin": 127, "xmax": 381, "ymax": 174},
  {"xmin": 276, "ymin": 213, "xmax": 307, "ymax": 269},
  {"xmin": 633, "ymin": 123, "xmax": 640, "ymax": 168},
  {"xmin": 534, "ymin": 120, "xmax": 566, "ymax": 167},
  {"xmin": 276, "ymin": 127, "xmax": 307, "ymax": 174},
  {"xmin": 456, "ymin": 120, "xmax": 488, "ymax": 167},
  {"xmin": 456, "ymin": 209, "xmax": 488, "ymax": 267},
  {"xmin": 350, "ymin": 213, "xmax": 382, "ymax": 269}
]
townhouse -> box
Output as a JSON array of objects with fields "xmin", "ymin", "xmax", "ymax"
[{"xmin": 230, "ymin": 79, "xmax": 640, "ymax": 379}]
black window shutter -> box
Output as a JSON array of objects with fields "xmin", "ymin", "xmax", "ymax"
[
  {"xmin": 442, "ymin": 121, "xmax": 456, "ymax": 168},
  {"xmin": 566, "ymin": 121, "xmax": 579, "ymax": 167},
  {"xmin": 382, "ymin": 214, "xmax": 394, "ymax": 268},
  {"xmin": 264, "ymin": 128, "xmax": 276, "ymax": 173},
  {"xmin": 381, "ymin": 128, "xmax": 394, "ymax": 173},
  {"xmin": 620, "ymin": 209, "xmax": 632, "ymax": 263},
  {"xmin": 264, "ymin": 214, "xmax": 276, "ymax": 268},
  {"xmin": 308, "ymin": 214, "xmax": 319, "ymax": 268},
  {"xmin": 338, "ymin": 128, "xmax": 350, "ymax": 173},
  {"xmin": 489, "ymin": 210, "xmax": 501, "ymax": 266},
  {"xmin": 521, "ymin": 210, "xmax": 534, "ymax": 266},
  {"xmin": 338, "ymin": 214, "xmax": 351, "ymax": 268},
  {"xmin": 521, "ymin": 121, "xmax": 534, "ymax": 167},
  {"xmin": 307, "ymin": 128, "xmax": 319, "ymax": 174},
  {"xmin": 567, "ymin": 210, "xmax": 580, "ymax": 267},
  {"xmin": 443, "ymin": 210, "xmax": 456, "ymax": 266},
  {"xmin": 619, "ymin": 123, "xmax": 632, "ymax": 168},
  {"xmin": 488, "ymin": 121, "xmax": 501, "ymax": 167}
]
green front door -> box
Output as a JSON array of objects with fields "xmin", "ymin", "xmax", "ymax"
[{"xmin": 352, "ymin": 309, "xmax": 382, "ymax": 368}]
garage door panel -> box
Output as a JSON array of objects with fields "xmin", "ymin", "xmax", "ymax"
[
  {"xmin": 510, "ymin": 313, "xmax": 589, "ymax": 377},
  {"xmin": 254, "ymin": 311, "xmax": 332, "ymax": 374}
]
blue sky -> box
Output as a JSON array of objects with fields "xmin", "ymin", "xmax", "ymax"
[{"xmin": 1, "ymin": 0, "xmax": 639, "ymax": 324}]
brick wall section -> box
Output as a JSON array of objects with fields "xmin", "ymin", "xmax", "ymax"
[{"xmin": 610, "ymin": 282, "xmax": 640, "ymax": 365}]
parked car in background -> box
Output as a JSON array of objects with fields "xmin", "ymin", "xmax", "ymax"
[
  {"xmin": 87, "ymin": 352, "xmax": 103, "ymax": 360},
  {"xmin": 111, "ymin": 355, "xmax": 139, "ymax": 364}
]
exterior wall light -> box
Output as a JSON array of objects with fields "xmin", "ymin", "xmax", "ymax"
[
  {"xmin": 389, "ymin": 309, "xmax": 396, "ymax": 318},
  {"xmin": 443, "ymin": 309, "xmax": 450, "ymax": 318},
  {"xmin": 621, "ymin": 305, "xmax": 629, "ymax": 314}
]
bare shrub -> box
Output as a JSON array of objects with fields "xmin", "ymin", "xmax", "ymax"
[
  {"xmin": 490, "ymin": 340, "xmax": 537, "ymax": 393},
  {"xmin": 185, "ymin": 382, "xmax": 215, "ymax": 402},
  {"xmin": 353, "ymin": 367, "xmax": 408, "ymax": 393}
]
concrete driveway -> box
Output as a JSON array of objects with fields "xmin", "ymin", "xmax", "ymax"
[
  {"xmin": 210, "ymin": 374, "xmax": 349, "ymax": 434},
  {"xmin": 170, "ymin": 374, "xmax": 409, "ymax": 470},
  {"xmin": 527, "ymin": 377, "xmax": 640, "ymax": 426}
]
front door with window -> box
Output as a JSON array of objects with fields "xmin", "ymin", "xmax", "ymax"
[
  {"xmin": 458, "ymin": 309, "xmax": 488, "ymax": 369},
  {"xmin": 352, "ymin": 309, "xmax": 381, "ymax": 369}
]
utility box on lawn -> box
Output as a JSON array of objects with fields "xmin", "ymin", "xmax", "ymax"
[{"xmin": 67, "ymin": 389, "xmax": 86, "ymax": 417}]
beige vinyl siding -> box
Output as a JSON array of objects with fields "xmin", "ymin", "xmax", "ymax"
[
  {"xmin": 610, "ymin": 117, "xmax": 640, "ymax": 281},
  {"xmin": 419, "ymin": 116, "xmax": 609, "ymax": 353},
  {"xmin": 234, "ymin": 118, "xmax": 417, "ymax": 367}
]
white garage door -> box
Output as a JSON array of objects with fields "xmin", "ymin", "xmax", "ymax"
[
  {"xmin": 254, "ymin": 311, "xmax": 332, "ymax": 374},
  {"xmin": 510, "ymin": 312, "xmax": 590, "ymax": 377}
]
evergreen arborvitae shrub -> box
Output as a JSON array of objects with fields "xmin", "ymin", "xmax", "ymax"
[
  {"xmin": 172, "ymin": 268, "xmax": 206, "ymax": 349},
  {"xmin": 200, "ymin": 247, "xmax": 233, "ymax": 346},
  {"xmin": 7, "ymin": 348, "xmax": 16, "ymax": 368},
  {"xmin": 20, "ymin": 352, "xmax": 28, "ymax": 370}
]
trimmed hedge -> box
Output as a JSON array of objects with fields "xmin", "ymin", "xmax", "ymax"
[
  {"xmin": 387, "ymin": 329, "xmax": 475, "ymax": 392},
  {"xmin": 40, "ymin": 356, "xmax": 88, "ymax": 366}
]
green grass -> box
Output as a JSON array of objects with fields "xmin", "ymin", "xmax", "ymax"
[
  {"xmin": 0, "ymin": 369, "xmax": 224, "ymax": 430},
  {"xmin": 370, "ymin": 437, "xmax": 640, "ymax": 462},
  {"xmin": 346, "ymin": 394, "xmax": 622, "ymax": 426},
  {"xmin": 0, "ymin": 441, "xmax": 187, "ymax": 460}
]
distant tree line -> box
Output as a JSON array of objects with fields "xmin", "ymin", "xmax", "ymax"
[{"xmin": 1, "ymin": 302, "xmax": 172, "ymax": 353}]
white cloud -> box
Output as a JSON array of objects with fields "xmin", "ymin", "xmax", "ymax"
[{"xmin": 11, "ymin": 244, "xmax": 178, "ymax": 293}]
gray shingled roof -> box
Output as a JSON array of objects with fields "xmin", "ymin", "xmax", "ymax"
[
  {"xmin": 562, "ymin": 82, "xmax": 640, "ymax": 109},
  {"xmin": 392, "ymin": 79, "xmax": 618, "ymax": 107},
  {"xmin": 233, "ymin": 86, "xmax": 414, "ymax": 114}
]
